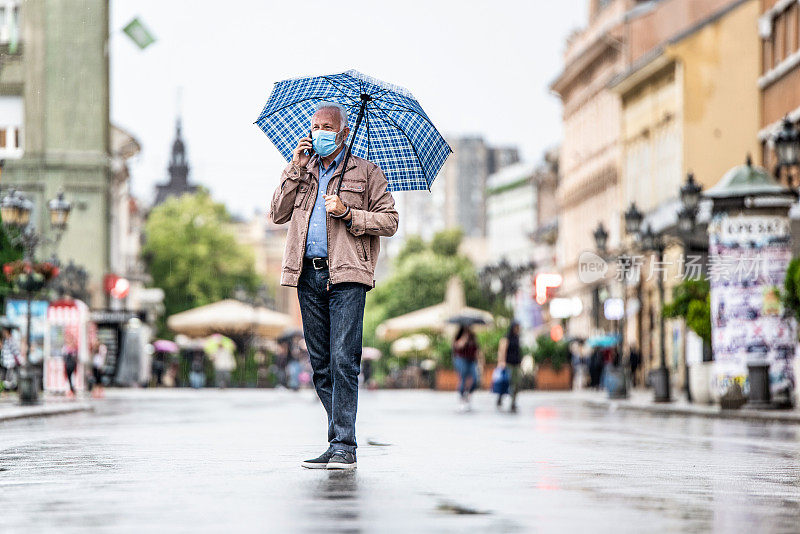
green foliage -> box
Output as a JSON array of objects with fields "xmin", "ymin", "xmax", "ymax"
[
  {"xmin": 662, "ymin": 279, "xmax": 711, "ymax": 344},
  {"xmin": 231, "ymin": 347, "xmax": 259, "ymax": 387},
  {"xmin": 476, "ymin": 326, "xmax": 506, "ymax": 365},
  {"xmin": 143, "ymin": 191, "xmax": 261, "ymax": 333},
  {"xmin": 0, "ymin": 220, "xmax": 23, "ymax": 304},
  {"xmin": 430, "ymin": 228, "xmax": 463, "ymax": 257},
  {"xmin": 362, "ymin": 228, "xmax": 491, "ymax": 356},
  {"xmin": 396, "ymin": 235, "xmax": 426, "ymax": 263},
  {"xmin": 532, "ymin": 334, "xmax": 569, "ymax": 372},
  {"xmin": 783, "ymin": 258, "xmax": 800, "ymax": 323}
]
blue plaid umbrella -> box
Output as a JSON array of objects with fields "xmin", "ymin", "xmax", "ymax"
[{"xmin": 254, "ymin": 70, "xmax": 451, "ymax": 193}]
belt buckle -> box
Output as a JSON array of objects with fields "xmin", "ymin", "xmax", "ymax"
[{"xmin": 312, "ymin": 258, "xmax": 326, "ymax": 270}]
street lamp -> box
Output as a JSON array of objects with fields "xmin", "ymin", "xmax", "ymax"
[
  {"xmin": 624, "ymin": 202, "xmax": 643, "ymax": 238},
  {"xmin": 639, "ymin": 223, "xmax": 669, "ymax": 402},
  {"xmin": 593, "ymin": 222, "xmax": 609, "ymax": 254},
  {"xmin": 0, "ymin": 188, "xmax": 72, "ymax": 405},
  {"xmin": 680, "ymin": 172, "xmax": 702, "ymax": 213},
  {"xmin": 774, "ymin": 117, "xmax": 800, "ymax": 171},
  {"xmin": 48, "ymin": 192, "xmax": 72, "ymax": 230}
]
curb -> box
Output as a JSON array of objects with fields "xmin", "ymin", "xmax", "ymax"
[
  {"xmin": 0, "ymin": 403, "xmax": 93, "ymax": 423},
  {"xmin": 582, "ymin": 398, "xmax": 800, "ymax": 424}
]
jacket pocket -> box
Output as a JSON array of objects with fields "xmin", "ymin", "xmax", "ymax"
[
  {"xmin": 295, "ymin": 184, "xmax": 310, "ymax": 208},
  {"xmin": 339, "ymin": 181, "xmax": 365, "ymax": 209},
  {"xmin": 359, "ymin": 236, "xmax": 369, "ymax": 262}
]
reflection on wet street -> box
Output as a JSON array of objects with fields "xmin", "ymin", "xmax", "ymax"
[{"xmin": 0, "ymin": 389, "xmax": 799, "ymax": 533}]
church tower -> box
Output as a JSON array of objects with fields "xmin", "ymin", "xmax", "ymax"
[{"xmin": 154, "ymin": 117, "xmax": 197, "ymax": 206}]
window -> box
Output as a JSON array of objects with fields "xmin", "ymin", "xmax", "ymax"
[
  {"xmin": 0, "ymin": 2, "xmax": 19, "ymax": 46},
  {"xmin": 0, "ymin": 96, "xmax": 23, "ymax": 158}
]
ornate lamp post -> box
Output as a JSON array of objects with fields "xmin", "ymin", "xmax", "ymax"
[
  {"xmin": 624, "ymin": 202, "xmax": 644, "ymax": 238},
  {"xmin": 478, "ymin": 258, "xmax": 536, "ymax": 307},
  {"xmin": 592, "ymin": 222, "xmax": 609, "ymax": 255},
  {"xmin": 774, "ymin": 117, "xmax": 800, "ymax": 186},
  {"xmin": 1, "ymin": 188, "xmax": 72, "ymax": 405},
  {"xmin": 638, "ymin": 223, "xmax": 670, "ymax": 402}
]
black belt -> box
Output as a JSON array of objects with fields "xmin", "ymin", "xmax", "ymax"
[{"xmin": 304, "ymin": 257, "xmax": 328, "ymax": 270}]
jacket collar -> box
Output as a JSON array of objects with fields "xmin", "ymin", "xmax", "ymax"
[{"xmin": 305, "ymin": 147, "xmax": 358, "ymax": 182}]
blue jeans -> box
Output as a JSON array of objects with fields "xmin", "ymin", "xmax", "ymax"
[
  {"xmin": 297, "ymin": 266, "xmax": 367, "ymax": 453},
  {"xmin": 453, "ymin": 356, "xmax": 479, "ymax": 398}
]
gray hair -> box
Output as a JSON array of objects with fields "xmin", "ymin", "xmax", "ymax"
[{"xmin": 313, "ymin": 102, "xmax": 349, "ymax": 130}]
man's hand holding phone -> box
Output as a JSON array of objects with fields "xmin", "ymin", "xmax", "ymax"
[{"xmin": 291, "ymin": 132, "xmax": 313, "ymax": 167}]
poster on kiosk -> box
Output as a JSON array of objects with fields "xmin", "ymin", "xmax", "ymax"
[{"xmin": 44, "ymin": 299, "xmax": 92, "ymax": 394}]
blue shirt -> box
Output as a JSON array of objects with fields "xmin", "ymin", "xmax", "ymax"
[{"xmin": 305, "ymin": 148, "xmax": 346, "ymax": 258}]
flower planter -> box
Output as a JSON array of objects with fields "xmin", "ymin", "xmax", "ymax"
[
  {"xmin": 535, "ymin": 363, "xmax": 571, "ymax": 391},
  {"xmin": 688, "ymin": 361, "xmax": 713, "ymax": 405},
  {"xmin": 435, "ymin": 365, "xmax": 497, "ymax": 391}
]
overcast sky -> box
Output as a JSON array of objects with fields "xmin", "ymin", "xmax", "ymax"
[{"xmin": 110, "ymin": 0, "xmax": 587, "ymax": 217}]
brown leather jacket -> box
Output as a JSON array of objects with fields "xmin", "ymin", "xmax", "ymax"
[{"xmin": 269, "ymin": 153, "xmax": 399, "ymax": 288}]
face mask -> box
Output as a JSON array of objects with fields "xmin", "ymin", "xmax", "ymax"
[{"xmin": 312, "ymin": 128, "xmax": 343, "ymax": 157}]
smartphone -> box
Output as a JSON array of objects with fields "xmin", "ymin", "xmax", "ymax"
[{"xmin": 305, "ymin": 129, "xmax": 313, "ymax": 156}]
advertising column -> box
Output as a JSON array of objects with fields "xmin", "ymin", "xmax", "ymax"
[{"xmin": 708, "ymin": 214, "xmax": 795, "ymax": 402}]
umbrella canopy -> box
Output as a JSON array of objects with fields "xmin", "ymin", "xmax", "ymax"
[
  {"xmin": 277, "ymin": 328, "xmax": 303, "ymax": 344},
  {"xmin": 167, "ymin": 299, "xmax": 293, "ymax": 338},
  {"xmin": 376, "ymin": 277, "xmax": 493, "ymax": 341},
  {"xmin": 586, "ymin": 334, "xmax": 620, "ymax": 348},
  {"xmin": 255, "ymin": 70, "xmax": 452, "ymax": 193},
  {"xmin": 203, "ymin": 334, "xmax": 236, "ymax": 356},
  {"xmin": 390, "ymin": 334, "xmax": 431, "ymax": 356},
  {"xmin": 153, "ymin": 340, "xmax": 179, "ymax": 354},
  {"xmin": 447, "ymin": 314, "xmax": 488, "ymax": 327},
  {"xmin": 361, "ymin": 347, "xmax": 382, "ymax": 361}
]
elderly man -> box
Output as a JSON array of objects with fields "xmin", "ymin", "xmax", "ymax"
[{"xmin": 270, "ymin": 102, "xmax": 398, "ymax": 470}]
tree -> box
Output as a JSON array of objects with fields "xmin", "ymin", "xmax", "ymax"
[
  {"xmin": 431, "ymin": 228, "xmax": 462, "ymax": 256},
  {"xmin": 362, "ymin": 229, "xmax": 490, "ymax": 350},
  {"xmin": 662, "ymin": 279, "xmax": 711, "ymax": 344},
  {"xmin": 143, "ymin": 191, "xmax": 261, "ymax": 333}
]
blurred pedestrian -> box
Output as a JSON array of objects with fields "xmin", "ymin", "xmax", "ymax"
[
  {"xmin": 453, "ymin": 326, "xmax": 481, "ymax": 411},
  {"xmin": 629, "ymin": 344, "xmax": 641, "ymax": 387},
  {"xmin": 151, "ymin": 352, "xmax": 166, "ymax": 386},
  {"xmin": 271, "ymin": 103, "xmax": 398, "ymax": 470},
  {"xmin": 496, "ymin": 321, "xmax": 522, "ymax": 413},
  {"xmin": 92, "ymin": 344, "xmax": 106, "ymax": 397},
  {"xmin": 589, "ymin": 348, "xmax": 603, "ymax": 389},
  {"xmin": 189, "ymin": 353, "xmax": 206, "ymax": 389},
  {"xmin": 1, "ymin": 326, "xmax": 20, "ymax": 391},
  {"xmin": 63, "ymin": 347, "xmax": 78, "ymax": 397},
  {"xmin": 212, "ymin": 343, "xmax": 236, "ymax": 389}
]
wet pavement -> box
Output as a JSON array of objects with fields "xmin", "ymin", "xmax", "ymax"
[{"xmin": 1, "ymin": 389, "xmax": 799, "ymax": 533}]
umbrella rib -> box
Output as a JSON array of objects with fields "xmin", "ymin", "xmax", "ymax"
[
  {"xmin": 321, "ymin": 76, "xmax": 361, "ymax": 105},
  {"xmin": 371, "ymin": 99, "xmax": 447, "ymax": 144},
  {"xmin": 256, "ymin": 96, "xmax": 327, "ymax": 123},
  {"xmin": 369, "ymin": 103, "xmax": 432, "ymax": 189},
  {"xmin": 256, "ymin": 77, "xmax": 357, "ymax": 123}
]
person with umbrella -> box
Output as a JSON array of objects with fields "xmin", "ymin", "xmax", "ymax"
[
  {"xmin": 269, "ymin": 102, "xmax": 398, "ymax": 470},
  {"xmin": 452, "ymin": 325, "xmax": 482, "ymax": 412},
  {"xmin": 260, "ymin": 70, "xmax": 450, "ymax": 470}
]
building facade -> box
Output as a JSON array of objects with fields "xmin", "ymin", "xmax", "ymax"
[
  {"xmin": 551, "ymin": 0, "xmax": 748, "ymax": 340},
  {"xmin": 395, "ymin": 135, "xmax": 518, "ymax": 264},
  {"xmin": 0, "ymin": 0, "xmax": 111, "ymax": 307},
  {"xmin": 759, "ymin": 0, "xmax": 800, "ymax": 172},
  {"xmin": 608, "ymin": 0, "xmax": 761, "ymax": 380}
]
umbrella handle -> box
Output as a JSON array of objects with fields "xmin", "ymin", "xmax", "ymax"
[{"xmin": 331, "ymin": 94, "xmax": 371, "ymax": 216}]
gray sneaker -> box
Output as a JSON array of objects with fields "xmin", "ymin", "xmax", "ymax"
[
  {"xmin": 301, "ymin": 449, "xmax": 334, "ymax": 469},
  {"xmin": 326, "ymin": 450, "xmax": 357, "ymax": 470}
]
